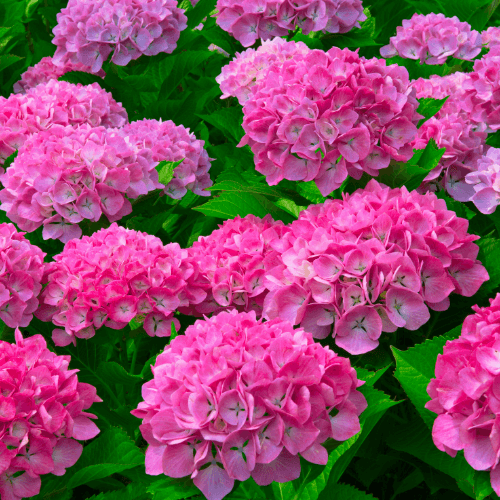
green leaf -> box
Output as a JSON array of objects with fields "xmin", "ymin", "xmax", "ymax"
[
  {"xmin": 186, "ymin": 0, "xmax": 217, "ymax": 29},
  {"xmin": 59, "ymin": 70, "xmax": 105, "ymax": 87},
  {"xmin": 198, "ymin": 107, "xmax": 244, "ymax": 143},
  {"xmin": 3, "ymin": 150, "xmax": 17, "ymax": 169},
  {"xmin": 0, "ymin": 53, "xmax": 22, "ymax": 72},
  {"xmin": 96, "ymin": 361, "xmax": 143, "ymax": 385},
  {"xmin": 85, "ymin": 483, "xmax": 149, "ymax": 500},
  {"xmin": 227, "ymin": 478, "xmax": 267, "ymax": 499},
  {"xmin": 326, "ymin": 483, "xmax": 376, "ymax": 500},
  {"xmin": 158, "ymin": 51, "xmax": 213, "ymax": 99},
  {"xmin": 417, "ymin": 97, "xmax": 449, "ymax": 128},
  {"xmin": 391, "ymin": 328, "xmax": 460, "ymax": 429},
  {"xmin": 24, "ymin": 0, "xmax": 44, "ymax": 19},
  {"xmin": 386, "ymin": 418, "xmax": 476, "ymax": 498},
  {"xmin": 391, "ymin": 468, "xmax": 424, "ymax": 499},
  {"xmin": 193, "ymin": 191, "xmax": 293, "ymax": 223},
  {"xmin": 147, "ymin": 476, "xmax": 200, "ymax": 500},
  {"xmin": 477, "ymin": 238, "xmax": 500, "ymax": 296},
  {"xmin": 156, "ymin": 159, "xmax": 183, "ymax": 186},
  {"xmin": 355, "ymin": 365, "xmax": 391, "ymax": 387},
  {"xmin": 36, "ymin": 428, "xmax": 144, "ymax": 499},
  {"xmin": 129, "ymin": 318, "xmax": 142, "ymax": 331},
  {"xmin": 273, "ymin": 198, "xmax": 307, "ymax": 218}
]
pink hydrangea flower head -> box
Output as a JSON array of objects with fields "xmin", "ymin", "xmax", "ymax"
[
  {"xmin": 52, "ymin": 0, "xmax": 188, "ymax": 71},
  {"xmin": 239, "ymin": 47, "xmax": 421, "ymax": 195},
  {"xmin": 0, "ymin": 124, "xmax": 162, "ymax": 242},
  {"xmin": 216, "ymin": 38, "xmax": 311, "ymax": 104},
  {"xmin": 482, "ymin": 26, "xmax": 500, "ymax": 51},
  {"xmin": 0, "ymin": 329, "xmax": 101, "ymax": 500},
  {"xmin": 216, "ymin": 0, "xmax": 366, "ymax": 47},
  {"xmin": 0, "ymin": 223, "xmax": 46, "ymax": 328},
  {"xmin": 119, "ymin": 119, "xmax": 212, "ymax": 199},
  {"xmin": 185, "ymin": 215, "xmax": 290, "ymax": 317},
  {"xmin": 0, "ymin": 79, "xmax": 128, "ymax": 172},
  {"xmin": 263, "ymin": 180, "xmax": 489, "ymax": 355},
  {"xmin": 426, "ymin": 293, "xmax": 500, "ymax": 496},
  {"xmin": 466, "ymin": 147, "xmax": 500, "ymax": 214},
  {"xmin": 380, "ymin": 13, "xmax": 482, "ymax": 65},
  {"xmin": 132, "ymin": 309, "xmax": 366, "ymax": 500},
  {"xmin": 13, "ymin": 56, "xmax": 105, "ymax": 95},
  {"xmin": 36, "ymin": 223, "xmax": 207, "ymax": 346}
]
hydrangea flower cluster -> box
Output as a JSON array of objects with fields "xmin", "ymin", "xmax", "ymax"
[
  {"xmin": 217, "ymin": 38, "xmax": 310, "ymax": 105},
  {"xmin": 13, "ymin": 56, "xmax": 104, "ymax": 94},
  {"xmin": 412, "ymin": 73, "xmax": 488, "ymax": 200},
  {"xmin": 119, "ymin": 119, "xmax": 212, "ymax": 199},
  {"xmin": 380, "ymin": 13, "xmax": 482, "ymax": 65},
  {"xmin": 52, "ymin": 0, "xmax": 188, "ymax": 72},
  {"xmin": 263, "ymin": 180, "xmax": 489, "ymax": 355},
  {"xmin": 240, "ymin": 47, "xmax": 421, "ymax": 196},
  {"xmin": 0, "ymin": 124, "xmax": 162, "ymax": 243},
  {"xmin": 0, "ymin": 224, "xmax": 45, "ymax": 329},
  {"xmin": 132, "ymin": 310, "xmax": 366, "ymax": 500},
  {"xmin": 36, "ymin": 223, "xmax": 207, "ymax": 346},
  {"xmin": 482, "ymin": 26, "xmax": 500, "ymax": 50},
  {"xmin": 426, "ymin": 293, "xmax": 500, "ymax": 496},
  {"xmin": 215, "ymin": 0, "xmax": 366, "ymax": 47},
  {"xmin": 0, "ymin": 79, "xmax": 128, "ymax": 172},
  {"xmin": 184, "ymin": 215, "xmax": 289, "ymax": 317},
  {"xmin": 0, "ymin": 330, "xmax": 101, "ymax": 500},
  {"xmin": 465, "ymin": 147, "xmax": 500, "ymax": 214}
]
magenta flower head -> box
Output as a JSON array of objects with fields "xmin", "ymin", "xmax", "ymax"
[
  {"xmin": 0, "ymin": 79, "xmax": 127, "ymax": 172},
  {"xmin": 132, "ymin": 309, "xmax": 366, "ymax": 500},
  {"xmin": 13, "ymin": 56, "xmax": 105, "ymax": 95},
  {"xmin": 0, "ymin": 223, "xmax": 46, "ymax": 329},
  {"xmin": 0, "ymin": 329, "xmax": 101, "ymax": 500},
  {"xmin": 216, "ymin": 38, "xmax": 311, "ymax": 104},
  {"xmin": 239, "ymin": 47, "xmax": 421, "ymax": 196},
  {"xmin": 482, "ymin": 26, "xmax": 500, "ymax": 51},
  {"xmin": 184, "ymin": 215, "xmax": 290, "ymax": 317},
  {"xmin": 426, "ymin": 293, "xmax": 500, "ymax": 496},
  {"xmin": 215, "ymin": 0, "xmax": 366, "ymax": 47},
  {"xmin": 119, "ymin": 119, "xmax": 212, "ymax": 199},
  {"xmin": 0, "ymin": 124, "xmax": 162, "ymax": 243},
  {"xmin": 36, "ymin": 223, "xmax": 207, "ymax": 346},
  {"xmin": 380, "ymin": 13, "xmax": 482, "ymax": 65},
  {"xmin": 263, "ymin": 180, "xmax": 489, "ymax": 355},
  {"xmin": 52, "ymin": 0, "xmax": 187, "ymax": 72},
  {"xmin": 466, "ymin": 147, "xmax": 500, "ymax": 214}
]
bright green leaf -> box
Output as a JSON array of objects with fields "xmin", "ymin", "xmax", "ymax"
[
  {"xmin": 156, "ymin": 159, "xmax": 183, "ymax": 186},
  {"xmin": 85, "ymin": 483, "xmax": 149, "ymax": 500},
  {"xmin": 147, "ymin": 476, "xmax": 199, "ymax": 500},
  {"xmin": 417, "ymin": 97, "xmax": 449, "ymax": 128}
]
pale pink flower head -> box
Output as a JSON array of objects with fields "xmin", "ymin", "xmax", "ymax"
[
  {"xmin": 0, "ymin": 223, "xmax": 46, "ymax": 328},
  {"xmin": 119, "ymin": 119, "xmax": 212, "ymax": 199},
  {"xmin": 216, "ymin": 38, "xmax": 311, "ymax": 104},
  {"xmin": 381, "ymin": 13, "xmax": 482, "ymax": 65},
  {"xmin": 185, "ymin": 215, "xmax": 290, "ymax": 317},
  {"xmin": 426, "ymin": 294, "xmax": 500, "ymax": 496},
  {"xmin": 52, "ymin": 0, "xmax": 187, "ymax": 72},
  {"xmin": 0, "ymin": 79, "xmax": 127, "ymax": 173},
  {"xmin": 215, "ymin": 0, "xmax": 366, "ymax": 47},
  {"xmin": 0, "ymin": 123, "xmax": 162, "ymax": 242},
  {"xmin": 466, "ymin": 147, "xmax": 500, "ymax": 214},
  {"xmin": 132, "ymin": 309, "xmax": 366, "ymax": 500},
  {"xmin": 239, "ymin": 47, "xmax": 421, "ymax": 195},
  {"xmin": 0, "ymin": 329, "xmax": 101, "ymax": 500},
  {"xmin": 482, "ymin": 26, "xmax": 500, "ymax": 51},
  {"xmin": 13, "ymin": 56, "xmax": 105, "ymax": 94},
  {"xmin": 36, "ymin": 223, "xmax": 207, "ymax": 346},
  {"xmin": 263, "ymin": 180, "xmax": 488, "ymax": 355}
]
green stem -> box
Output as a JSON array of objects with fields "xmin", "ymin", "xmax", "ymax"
[{"xmin": 130, "ymin": 337, "xmax": 140, "ymax": 375}]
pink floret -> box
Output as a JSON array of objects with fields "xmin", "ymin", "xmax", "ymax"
[
  {"xmin": 0, "ymin": 124, "xmax": 161, "ymax": 243},
  {"xmin": 184, "ymin": 215, "xmax": 290, "ymax": 317},
  {"xmin": 52, "ymin": 0, "xmax": 187, "ymax": 72},
  {"xmin": 120, "ymin": 119, "xmax": 212, "ymax": 199},
  {"xmin": 239, "ymin": 47, "xmax": 421, "ymax": 195},
  {"xmin": 0, "ymin": 329, "xmax": 101, "ymax": 500},
  {"xmin": 36, "ymin": 223, "xmax": 207, "ymax": 346},
  {"xmin": 0, "ymin": 223, "xmax": 46, "ymax": 328},
  {"xmin": 216, "ymin": 38, "xmax": 311, "ymax": 104},
  {"xmin": 466, "ymin": 147, "xmax": 500, "ymax": 214},
  {"xmin": 0, "ymin": 79, "xmax": 128, "ymax": 173},
  {"xmin": 215, "ymin": 0, "xmax": 366, "ymax": 47},
  {"xmin": 132, "ymin": 309, "xmax": 366, "ymax": 500},
  {"xmin": 380, "ymin": 13, "xmax": 482, "ymax": 65},
  {"xmin": 426, "ymin": 294, "xmax": 500, "ymax": 496},
  {"xmin": 263, "ymin": 179, "xmax": 488, "ymax": 355},
  {"xmin": 13, "ymin": 56, "xmax": 105, "ymax": 95}
]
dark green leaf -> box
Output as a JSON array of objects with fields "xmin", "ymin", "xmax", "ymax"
[
  {"xmin": 198, "ymin": 107, "xmax": 244, "ymax": 143},
  {"xmin": 96, "ymin": 361, "xmax": 143, "ymax": 385},
  {"xmin": 477, "ymin": 238, "xmax": 500, "ymax": 295},
  {"xmin": 85, "ymin": 483, "xmax": 149, "ymax": 500},
  {"xmin": 186, "ymin": 0, "xmax": 217, "ymax": 30}
]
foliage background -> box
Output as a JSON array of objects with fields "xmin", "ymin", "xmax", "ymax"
[{"xmin": 2, "ymin": 0, "xmax": 500, "ymax": 499}]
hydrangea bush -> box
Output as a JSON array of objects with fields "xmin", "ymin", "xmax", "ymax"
[{"xmin": 2, "ymin": 0, "xmax": 500, "ymax": 499}]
